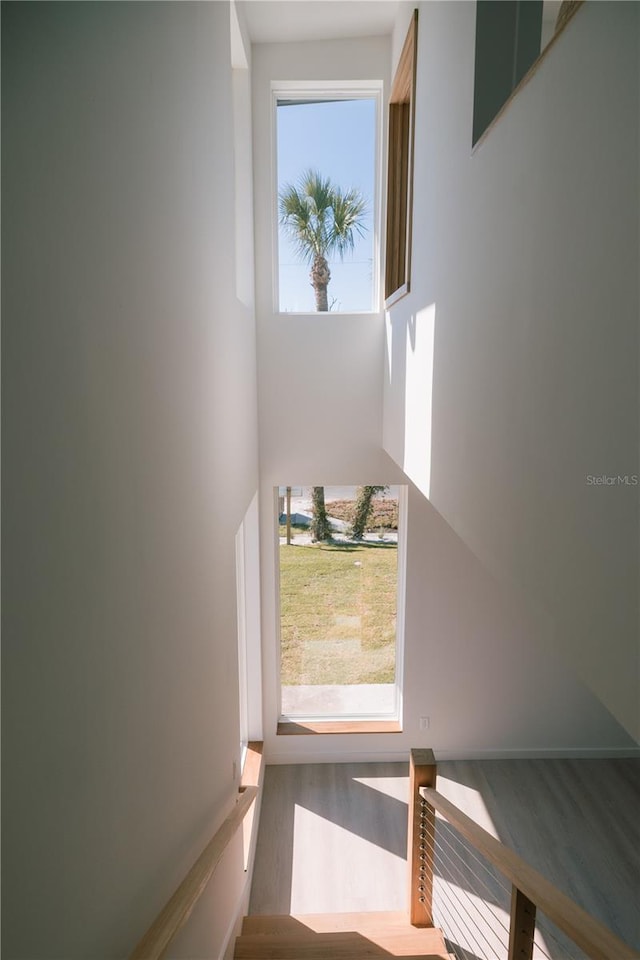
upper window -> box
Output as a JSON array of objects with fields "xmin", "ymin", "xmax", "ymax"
[
  {"xmin": 385, "ymin": 10, "xmax": 418, "ymax": 307},
  {"xmin": 273, "ymin": 83, "xmax": 381, "ymax": 313},
  {"xmin": 473, "ymin": 0, "xmax": 584, "ymax": 146}
]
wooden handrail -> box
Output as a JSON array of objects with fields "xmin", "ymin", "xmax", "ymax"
[
  {"xmin": 420, "ymin": 786, "xmax": 640, "ymax": 960},
  {"xmin": 130, "ymin": 742, "xmax": 263, "ymax": 960}
]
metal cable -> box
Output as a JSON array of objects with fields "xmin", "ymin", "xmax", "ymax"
[
  {"xmin": 420, "ymin": 815, "xmax": 512, "ymax": 948},
  {"xmin": 431, "ymin": 843, "xmax": 508, "ymax": 960},
  {"xmin": 428, "ymin": 808, "xmax": 513, "ymax": 899},
  {"xmin": 433, "ymin": 886, "xmax": 482, "ymax": 960},
  {"xmin": 419, "ymin": 797, "xmax": 595, "ymax": 960},
  {"xmin": 424, "ymin": 809, "xmax": 587, "ymax": 960},
  {"xmin": 431, "ymin": 845, "xmax": 511, "ymax": 956},
  {"xmin": 534, "ymin": 912, "xmax": 588, "ymax": 960},
  {"xmin": 430, "ymin": 848, "xmax": 502, "ymax": 956},
  {"xmin": 530, "ymin": 927, "xmax": 556, "ymax": 960}
]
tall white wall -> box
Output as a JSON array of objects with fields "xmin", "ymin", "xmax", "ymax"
[
  {"xmin": 384, "ymin": 1, "xmax": 639, "ymax": 742},
  {"xmin": 2, "ymin": 3, "xmax": 259, "ymax": 956}
]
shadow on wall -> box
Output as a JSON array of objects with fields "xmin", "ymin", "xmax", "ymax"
[{"xmin": 402, "ymin": 481, "xmax": 638, "ymax": 753}]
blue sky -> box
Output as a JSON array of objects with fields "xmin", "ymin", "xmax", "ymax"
[{"xmin": 276, "ymin": 98, "xmax": 376, "ymax": 313}]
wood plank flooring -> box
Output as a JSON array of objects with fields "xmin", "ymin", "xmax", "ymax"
[
  {"xmin": 250, "ymin": 762, "xmax": 408, "ymax": 916},
  {"xmin": 249, "ymin": 759, "xmax": 640, "ymax": 959}
]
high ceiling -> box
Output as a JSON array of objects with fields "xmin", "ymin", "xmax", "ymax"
[{"xmin": 241, "ymin": 0, "xmax": 403, "ymax": 44}]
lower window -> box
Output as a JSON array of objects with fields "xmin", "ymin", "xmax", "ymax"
[{"xmin": 276, "ymin": 485, "xmax": 405, "ymax": 726}]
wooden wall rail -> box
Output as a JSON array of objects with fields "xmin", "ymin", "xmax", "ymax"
[
  {"xmin": 419, "ymin": 786, "xmax": 640, "ymax": 960},
  {"xmin": 130, "ymin": 742, "xmax": 263, "ymax": 960}
]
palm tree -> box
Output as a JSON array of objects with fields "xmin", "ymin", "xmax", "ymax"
[
  {"xmin": 279, "ymin": 169, "xmax": 367, "ymax": 312},
  {"xmin": 310, "ymin": 486, "xmax": 331, "ymax": 542},
  {"xmin": 350, "ymin": 485, "xmax": 386, "ymax": 540}
]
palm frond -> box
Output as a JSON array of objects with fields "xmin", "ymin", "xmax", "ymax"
[
  {"xmin": 328, "ymin": 188, "xmax": 368, "ymax": 259},
  {"xmin": 299, "ymin": 169, "xmax": 334, "ymax": 217},
  {"xmin": 279, "ymin": 176, "xmax": 325, "ymax": 262},
  {"xmin": 278, "ymin": 168, "xmax": 368, "ymax": 264}
]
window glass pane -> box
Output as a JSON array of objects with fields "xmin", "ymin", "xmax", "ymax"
[
  {"xmin": 473, "ymin": 0, "xmax": 543, "ymax": 145},
  {"xmin": 277, "ymin": 485, "xmax": 402, "ymax": 719},
  {"xmin": 277, "ymin": 98, "xmax": 376, "ymax": 313}
]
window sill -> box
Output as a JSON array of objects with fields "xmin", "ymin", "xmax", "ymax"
[
  {"xmin": 277, "ymin": 720, "xmax": 402, "ymax": 735},
  {"xmin": 273, "ymin": 309, "xmax": 383, "ymax": 318},
  {"xmin": 385, "ymin": 282, "xmax": 410, "ymax": 310}
]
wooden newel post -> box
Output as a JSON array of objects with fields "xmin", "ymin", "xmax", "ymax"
[
  {"xmin": 508, "ymin": 886, "xmax": 536, "ymax": 960},
  {"xmin": 408, "ymin": 748, "xmax": 437, "ymax": 927}
]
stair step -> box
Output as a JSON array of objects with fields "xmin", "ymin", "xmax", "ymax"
[
  {"xmin": 235, "ymin": 913, "xmax": 450, "ymax": 959},
  {"xmin": 242, "ymin": 912, "xmax": 421, "ymax": 937}
]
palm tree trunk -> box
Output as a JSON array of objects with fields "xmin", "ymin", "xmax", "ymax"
[
  {"xmin": 350, "ymin": 485, "xmax": 386, "ymax": 540},
  {"xmin": 310, "ymin": 255, "xmax": 331, "ymax": 312},
  {"xmin": 310, "ymin": 486, "xmax": 331, "ymax": 541}
]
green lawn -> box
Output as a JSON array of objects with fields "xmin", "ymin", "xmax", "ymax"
[{"xmin": 279, "ymin": 541, "xmax": 397, "ymax": 685}]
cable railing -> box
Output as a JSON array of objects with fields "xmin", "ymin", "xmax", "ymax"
[
  {"xmin": 408, "ymin": 749, "xmax": 640, "ymax": 960},
  {"xmin": 129, "ymin": 742, "xmax": 263, "ymax": 960},
  {"xmin": 427, "ymin": 813, "xmax": 590, "ymax": 960}
]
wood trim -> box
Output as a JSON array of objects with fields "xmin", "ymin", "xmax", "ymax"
[
  {"xmin": 508, "ymin": 886, "xmax": 536, "ymax": 960},
  {"xmin": 555, "ymin": 0, "xmax": 583, "ymax": 34},
  {"xmin": 420, "ymin": 787, "xmax": 640, "ymax": 960},
  {"xmin": 403, "ymin": 19, "xmax": 417, "ymax": 303},
  {"xmin": 241, "ymin": 741, "xmax": 265, "ymax": 872},
  {"xmin": 408, "ymin": 749, "xmax": 437, "ymax": 927},
  {"xmin": 130, "ymin": 744, "xmax": 265, "ymax": 960},
  {"xmin": 391, "ymin": 9, "xmax": 418, "ymax": 104},
  {"xmin": 384, "ymin": 281, "xmax": 409, "ymax": 309},
  {"xmin": 386, "ymin": 102, "xmax": 407, "ymax": 295},
  {"xmin": 277, "ymin": 720, "xmax": 402, "ymax": 735},
  {"xmin": 385, "ymin": 9, "xmax": 418, "ymax": 303},
  {"xmin": 242, "ymin": 740, "xmax": 264, "ymax": 788}
]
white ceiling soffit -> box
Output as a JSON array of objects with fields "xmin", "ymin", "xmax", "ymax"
[{"xmin": 241, "ymin": 0, "xmax": 402, "ymax": 45}]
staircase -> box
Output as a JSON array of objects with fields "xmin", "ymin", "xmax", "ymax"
[
  {"xmin": 129, "ymin": 746, "xmax": 640, "ymax": 960},
  {"xmin": 234, "ymin": 911, "xmax": 451, "ymax": 959}
]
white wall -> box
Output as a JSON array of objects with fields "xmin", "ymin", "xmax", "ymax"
[
  {"xmin": 402, "ymin": 482, "xmax": 634, "ymax": 756},
  {"xmin": 385, "ymin": 1, "xmax": 639, "ymax": 743},
  {"xmin": 2, "ymin": 3, "xmax": 259, "ymax": 956}
]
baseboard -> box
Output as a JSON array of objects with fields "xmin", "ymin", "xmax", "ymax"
[
  {"xmin": 265, "ymin": 749, "xmax": 410, "ymax": 764},
  {"xmin": 264, "ymin": 745, "xmax": 640, "ymax": 765},
  {"xmin": 435, "ymin": 746, "xmax": 640, "ymax": 760}
]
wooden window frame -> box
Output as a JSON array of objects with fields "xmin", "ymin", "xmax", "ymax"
[{"xmin": 385, "ymin": 10, "xmax": 418, "ymax": 308}]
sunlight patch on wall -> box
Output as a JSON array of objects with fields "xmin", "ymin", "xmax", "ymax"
[
  {"xmin": 403, "ymin": 303, "xmax": 435, "ymax": 498},
  {"xmin": 385, "ymin": 310, "xmax": 393, "ymax": 382}
]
